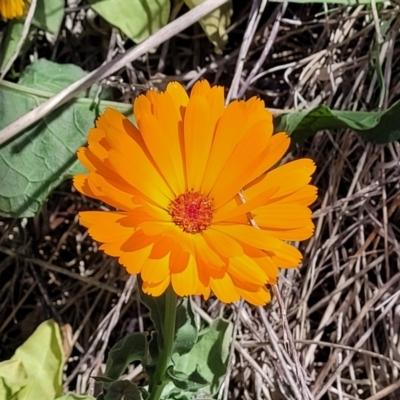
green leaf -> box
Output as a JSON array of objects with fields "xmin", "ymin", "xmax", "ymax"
[
  {"xmin": 8, "ymin": 320, "xmax": 64, "ymax": 400},
  {"xmin": 18, "ymin": 59, "xmax": 108, "ymax": 99},
  {"xmin": 0, "ymin": 59, "xmax": 132, "ymax": 218},
  {"xmin": 173, "ymin": 299, "xmax": 198, "ymax": 356},
  {"xmin": 274, "ymin": 99, "xmax": 400, "ymax": 144},
  {"xmin": 56, "ymin": 394, "xmax": 95, "ymax": 400},
  {"xmin": 105, "ymin": 333, "xmax": 148, "ymax": 382},
  {"xmin": 184, "ymin": 0, "xmax": 232, "ymax": 54},
  {"xmin": 104, "ymin": 380, "xmax": 143, "ymax": 400},
  {"xmin": 357, "ymin": 102, "xmax": 400, "ymax": 144},
  {"xmin": 0, "ymin": 20, "xmax": 29, "ymax": 74},
  {"xmin": 33, "ymin": 0, "xmax": 65, "ymax": 35},
  {"xmin": 139, "ymin": 288, "xmax": 198, "ymax": 357},
  {"xmin": 167, "ymin": 368, "xmax": 208, "ymax": 392},
  {"xmin": 0, "ymin": 359, "xmax": 28, "ymax": 400},
  {"xmin": 88, "ymin": 0, "xmax": 170, "ymax": 43},
  {"xmin": 172, "ymin": 318, "xmax": 233, "ymax": 393}
]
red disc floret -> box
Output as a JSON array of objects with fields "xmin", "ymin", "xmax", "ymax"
[{"xmin": 169, "ymin": 190, "xmax": 213, "ymax": 234}]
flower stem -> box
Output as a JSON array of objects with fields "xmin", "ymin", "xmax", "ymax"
[{"xmin": 148, "ymin": 287, "xmax": 177, "ymax": 400}]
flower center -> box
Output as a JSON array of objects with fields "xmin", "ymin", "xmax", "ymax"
[{"xmin": 169, "ymin": 190, "xmax": 213, "ymax": 234}]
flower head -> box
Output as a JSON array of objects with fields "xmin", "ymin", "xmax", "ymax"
[
  {"xmin": 0, "ymin": 0, "xmax": 28, "ymax": 20},
  {"xmin": 74, "ymin": 80, "xmax": 317, "ymax": 305}
]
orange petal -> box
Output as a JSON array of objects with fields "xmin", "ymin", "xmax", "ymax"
[
  {"xmin": 209, "ymin": 118, "xmax": 274, "ymax": 208},
  {"xmin": 119, "ymin": 245, "xmax": 153, "ymax": 275},
  {"xmin": 190, "ymin": 80, "xmax": 211, "ymax": 96},
  {"xmin": 149, "ymin": 236, "xmax": 175, "ymax": 259},
  {"xmin": 163, "ymin": 225, "xmax": 195, "ymax": 255},
  {"xmin": 254, "ymin": 204, "xmax": 312, "ymax": 230},
  {"xmin": 142, "ymin": 276, "xmax": 171, "ymax": 297},
  {"xmin": 228, "ymin": 255, "xmax": 268, "ymax": 286},
  {"xmin": 141, "ymin": 253, "xmax": 170, "ymax": 284},
  {"xmin": 243, "ymin": 97, "xmax": 273, "ymax": 131},
  {"xmin": 202, "ymin": 228, "xmax": 243, "ymax": 258},
  {"xmin": 245, "ymin": 158, "xmax": 316, "ymax": 201},
  {"xmin": 210, "ymin": 274, "xmax": 240, "ymax": 303},
  {"xmin": 87, "ymin": 128, "xmax": 110, "ymax": 160},
  {"xmin": 192, "ymin": 234, "xmax": 225, "ymax": 270},
  {"xmin": 79, "ymin": 211, "xmax": 132, "ymax": 244},
  {"xmin": 86, "ymin": 172, "xmax": 136, "ymax": 211},
  {"xmin": 73, "ymin": 174, "xmax": 96, "ymax": 199},
  {"xmin": 121, "ymin": 229, "xmax": 159, "ymax": 252},
  {"xmin": 265, "ymin": 222, "xmax": 315, "ymax": 241},
  {"xmin": 138, "ymin": 112, "xmax": 185, "ymax": 195},
  {"xmin": 201, "ymin": 101, "xmax": 247, "ymax": 195},
  {"xmin": 166, "ymin": 81, "xmax": 189, "ymax": 113},
  {"xmin": 134, "ymin": 94, "xmax": 153, "ymax": 122},
  {"xmin": 272, "ymin": 185, "xmax": 318, "ymax": 206},
  {"xmin": 139, "ymin": 197, "xmax": 170, "ymax": 221},
  {"xmin": 243, "ymin": 132, "xmax": 291, "ymax": 188},
  {"xmin": 171, "ymin": 255, "xmax": 198, "ymax": 296},
  {"xmin": 252, "ymin": 255, "xmax": 279, "ymax": 284},
  {"xmin": 212, "ymin": 224, "xmax": 284, "ymax": 253},
  {"xmin": 183, "ymin": 95, "xmax": 214, "ymax": 190},
  {"xmin": 169, "ymin": 244, "xmax": 190, "ymax": 273},
  {"xmin": 108, "ymin": 149, "xmax": 172, "ymax": 208},
  {"xmin": 213, "ymin": 187, "xmax": 278, "ymax": 223},
  {"xmin": 139, "ymin": 221, "xmax": 175, "ymax": 236},
  {"xmin": 143, "ymin": 91, "xmax": 186, "ymax": 192},
  {"xmin": 270, "ymin": 241, "xmax": 303, "ymax": 268},
  {"xmin": 236, "ymin": 286, "xmax": 271, "ymax": 306}
]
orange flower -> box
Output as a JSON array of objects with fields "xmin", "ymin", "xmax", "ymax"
[
  {"xmin": 74, "ymin": 81, "xmax": 317, "ymax": 305},
  {"xmin": 0, "ymin": 0, "xmax": 28, "ymax": 20}
]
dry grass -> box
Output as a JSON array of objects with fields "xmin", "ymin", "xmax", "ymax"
[{"xmin": 1, "ymin": 1, "xmax": 400, "ymax": 399}]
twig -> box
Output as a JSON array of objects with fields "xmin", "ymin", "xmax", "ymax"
[
  {"xmin": 226, "ymin": 0, "xmax": 267, "ymax": 102},
  {"xmin": 364, "ymin": 379, "xmax": 400, "ymax": 400},
  {"xmin": 371, "ymin": 0, "xmax": 384, "ymax": 44},
  {"xmin": 0, "ymin": 0, "xmax": 230, "ymax": 146},
  {"xmin": 237, "ymin": 2, "xmax": 287, "ymax": 98},
  {"xmin": 271, "ymin": 286, "xmax": 312, "ymax": 400}
]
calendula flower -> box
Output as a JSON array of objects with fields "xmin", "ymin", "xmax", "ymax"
[
  {"xmin": 0, "ymin": 0, "xmax": 28, "ymax": 20},
  {"xmin": 74, "ymin": 80, "xmax": 317, "ymax": 305}
]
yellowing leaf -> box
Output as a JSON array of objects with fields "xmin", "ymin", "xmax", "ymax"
[
  {"xmin": 184, "ymin": 0, "xmax": 232, "ymax": 54},
  {"xmin": 0, "ymin": 359, "xmax": 28, "ymax": 400},
  {"xmin": 88, "ymin": 0, "xmax": 170, "ymax": 43},
  {"xmin": 10, "ymin": 320, "xmax": 64, "ymax": 400}
]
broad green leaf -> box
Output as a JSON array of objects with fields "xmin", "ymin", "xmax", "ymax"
[
  {"xmin": 158, "ymin": 381, "xmax": 190, "ymax": 400},
  {"xmin": 0, "ymin": 359, "xmax": 28, "ymax": 400},
  {"xmin": 19, "ymin": 58, "xmax": 88, "ymax": 92},
  {"xmin": 172, "ymin": 319, "xmax": 233, "ymax": 393},
  {"xmin": 274, "ymin": 99, "xmax": 400, "ymax": 144},
  {"xmin": 10, "ymin": 319, "xmax": 63, "ymax": 400},
  {"xmin": 166, "ymin": 368, "xmax": 208, "ymax": 392},
  {"xmin": 33, "ymin": 0, "xmax": 65, "ymax": 35},
  {"xmin": 103, "ymin": 381, "xmax": 143, "ymax": 400},
  {"xmin": 56, "ymin": 394, "xmax": 95, "ymax": 400},
  {"xmin": 18, "ymin": 59, "xmax": 108, "ymax": 99},
  {"xmin": 358, "ymin": 102, "xmax": 400, "ymax": 144},
  {"xmin": 0, "ymin": 20, "xmax": 28, "ymax": 74},
  {"xmin": 105, "ymin": 333, "xmax": 148, "ymax": 382},
  {"xmin": 0, "ymin": 59, "xmax": 132, "ymax": 218},
  {"xmin": 88, "ymin": 0, "xmax": 170, "ymax": 43},
  {"xmin": 184, "ymin": 0, "xmax": 232, "ymax": 54},
  {"xmin": 173, "ymin": 299, "xmax": 198, "ymax": 356}
]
